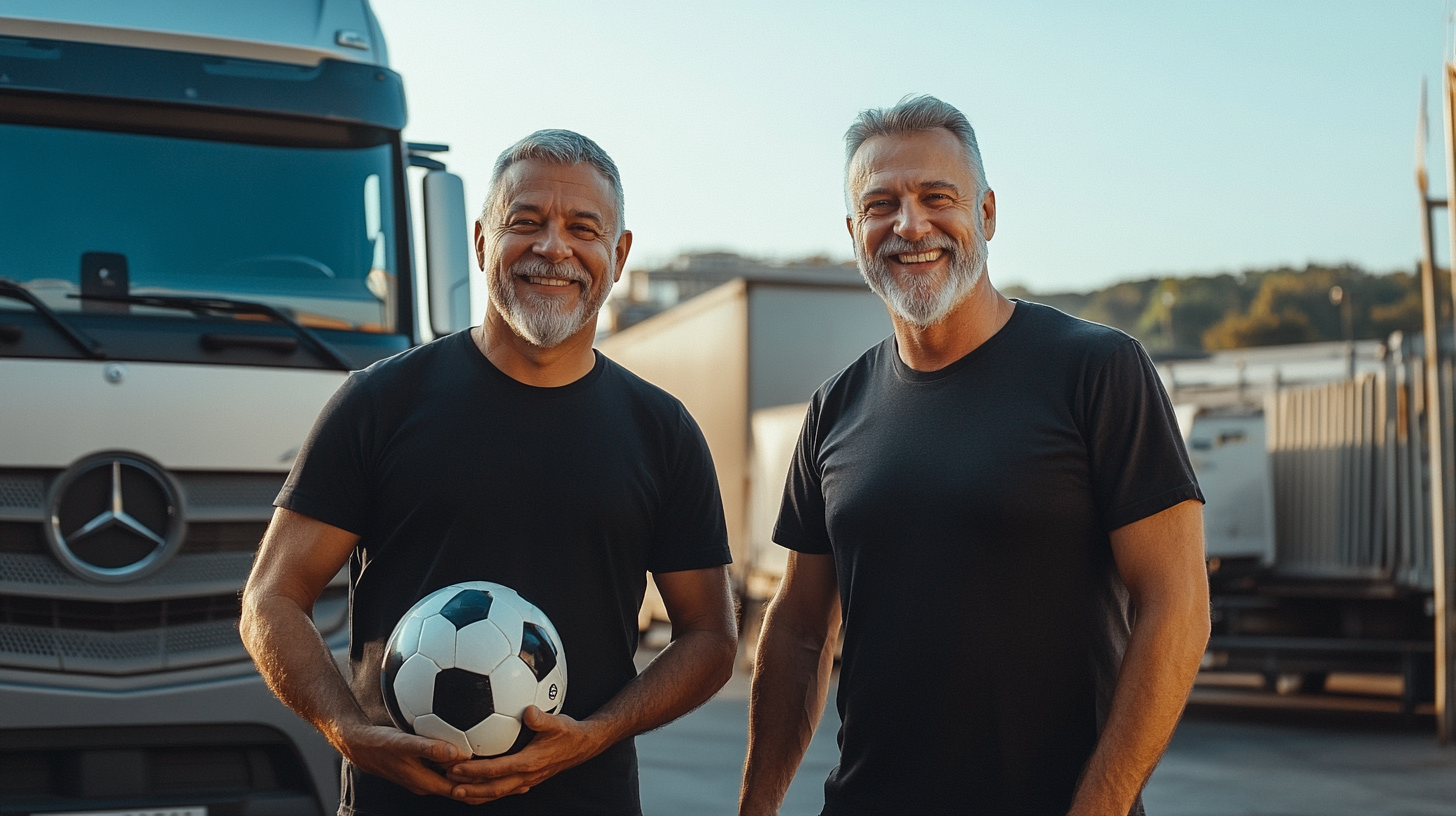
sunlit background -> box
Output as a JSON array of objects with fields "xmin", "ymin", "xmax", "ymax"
[{"xmin": 374, "ymin": 0, "xmax": 1451, "ymax": 296}]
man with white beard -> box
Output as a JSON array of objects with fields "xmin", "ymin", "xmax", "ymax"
[
  {"xmin": 242, "ymin": 130, "xmax": 737, "ymax": 814},
  {"xmin": 739, "ymin": 97, "xmax": 1210, "ymax": 816}
]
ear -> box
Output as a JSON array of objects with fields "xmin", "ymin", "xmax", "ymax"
[
  {"xmin": 980, "ymin": 189, "xmax": 997, "ymax": 241},
  {"xmin": 845, "ymin": 216, "xmax": 855, "ymax": 240},
  {"xmin": 613, "ymin": 230, "xmax": 633, "ymax": 282},
  {"xmin": 473, "ymin": 220, "xmax": 487, "ymax": 271}
]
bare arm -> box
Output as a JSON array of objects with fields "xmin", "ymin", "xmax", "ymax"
[
  {"xmin": 739, "ymin": 550, "xmax": 841, "ymax": 816},
  {"xmin": 239, "ymin": 507, "xmax": 465, "ymax": 797},
  {"xmin": 444, "ymin": 564, "xmax": 738, "ymax": 804},
  {"xmin": 1068, "ymin": 499, "xmax": 1210, "ymax": 816}
]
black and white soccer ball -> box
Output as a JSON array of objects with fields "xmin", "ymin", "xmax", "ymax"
[{"xmin": 381, "ymin": 581, "xmax": 567, "ymax": 758}]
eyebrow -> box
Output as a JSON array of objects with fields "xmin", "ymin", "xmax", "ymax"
[
  {"xmin": 570, "ymin": 209, "xmax": 606, "ymax": 227},
  {"xmin": 859, "ymin": 180, "xmax": 963, "ymax": 202},
  {"xmin": 505, "ymin": 203, "xmax": 608, "ymax": 228}
]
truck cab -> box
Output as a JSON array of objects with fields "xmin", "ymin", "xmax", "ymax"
[{"xmin": 0, "ymin": 2, "xmax": 469, "ymax": 812}]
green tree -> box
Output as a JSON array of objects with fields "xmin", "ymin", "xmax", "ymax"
[
  {"xmin": 1202, "ymin": 264, "xmax": 1424, "ymax": 349},
  {"xmin": 1014, "ymin": 263, "xmax": 1425, "ymax": 352}
]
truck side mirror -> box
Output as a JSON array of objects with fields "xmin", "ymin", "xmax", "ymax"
[{"xmin": 423, "ymin": 170, "xmax": 471, "ymax": 336}]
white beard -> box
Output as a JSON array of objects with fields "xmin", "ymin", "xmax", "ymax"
[
  {"xmin": 490, "ymin": 256, "xmax": 613, "ymax": 348},
  {"xmin": 856, "ymin": 226, "xmax": 988, "ymax": 328}
]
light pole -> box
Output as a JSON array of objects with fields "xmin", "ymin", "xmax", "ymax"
[
  {"xmin": 1328, "ymin": 284, "xmax": 1354, "ymax": 342},
  {"xmin": 1330, "ymin": 285, "xmax": 1355, "ymax": 379},
  {"xmin": 1160, "ymin": 289, "xmax": 1176, "ymax": 350}
]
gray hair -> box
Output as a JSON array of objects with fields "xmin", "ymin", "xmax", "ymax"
[
  {"xmin": 843, "ymin": 95, "xmax": 989, "ymax": 208},
  {"xmin": 478, "ymin": 129, "xmax": 625, "ymax": 236}
]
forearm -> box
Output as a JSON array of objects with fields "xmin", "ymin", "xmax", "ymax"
[
  {"xmin": 739, "ymin": 603, "xmax": 836, "ymax": 816},
  {"xmin": 240, "ymin": 591, "xmax": 368, "ymax": 749},
  {"xmin": 580, "ymin": 624, "xmax": 738, "ymax": 753},
  {"xmin": 1068, "ymin": 600, "xmax": 1209, "ymax": 815}
]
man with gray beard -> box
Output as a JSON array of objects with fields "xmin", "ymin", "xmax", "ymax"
[
  {"xmin": 242, "ymin": 129, "xmax": 736, "ymax": 814},
  {"xmin": 739, "ymin": 97, "xmax": 1210, "ymax": 816}
]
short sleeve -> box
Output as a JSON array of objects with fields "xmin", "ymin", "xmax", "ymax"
[
  {"xmin": 1084, "ymin": 339, "xmax": 1204, "ymax": 531},
  {"xmin": 772, "ymin": 399, "xmax": 832, "ymax": 554},
  {"xmin": 645, "ymin": 407, "xmax": 733, "ymax": 573},
  {"xmin": 275, "ymin": 370, "xmax": 376, "ymax": 535}
]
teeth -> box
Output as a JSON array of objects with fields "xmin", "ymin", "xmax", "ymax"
[
  {"xmin": 526, "ymin": 276, "xmax": 574, "ymax": 287},
  {"xmin": 896, "ymin": 250, "xmax": 944, "ymax": 264}
]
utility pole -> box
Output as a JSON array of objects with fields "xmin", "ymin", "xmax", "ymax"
[
  {"xmin": 1330, "ymin": 285, "xmax": 1355, "ymax": 379},
  {"xmin": 1424, "ymin": 73, "xmax": 1455, "ymax": 743}
]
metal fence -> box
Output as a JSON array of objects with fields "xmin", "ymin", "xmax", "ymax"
[{"xmin": 1266, "ymin": 331, "xmax": 1452, "ymax": 588}]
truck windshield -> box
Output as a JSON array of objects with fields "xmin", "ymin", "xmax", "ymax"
[{"xmin": 0, "ymin": 123, "xmax": 400, "ymax": 333}]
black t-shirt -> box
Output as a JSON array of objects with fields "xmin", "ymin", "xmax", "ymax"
[
  {"xmin": 775, "ymin": 302, "xmax": 1202, "ymax": 816},
  {"xmin": 277, "ymin": 330, "xmax": 731, "ymax": 816}
]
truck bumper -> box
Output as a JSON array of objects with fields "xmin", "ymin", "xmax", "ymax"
[{"xmin": 0, "ymin": 664, "xmax": 341, "ymax": 815}]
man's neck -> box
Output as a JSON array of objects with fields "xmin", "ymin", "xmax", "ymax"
[
  {"xmin": 472, "ymin": 308, "xmax": 599, "ymax": 387},
  {"xmin": 891, "ymin": 277, "xmax": 1016, "ymax": 372}
]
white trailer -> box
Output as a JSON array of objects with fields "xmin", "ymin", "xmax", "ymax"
[
  {"xmin": 1181, "ymin": 337, "xmax": 1442, "ymax": 712},
  {"xmin": 0, "ymin": 2, "xmax": 472, "ymax": 812},
  {"xmin": 597, "ymin": 272, "xmax": 892, "ymax": 630}
]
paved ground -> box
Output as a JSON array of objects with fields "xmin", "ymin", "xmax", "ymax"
[
  {"xmin": 1144, "ymin": 706, "xmax": 1456, "ymax": 816},
  {"xmin": 635, "ymin": 658, "xmax": 1456, "ymax": 816},
  {"xmin": 637, "ymin": 671, "xmax": 836, "ymax": 816}
]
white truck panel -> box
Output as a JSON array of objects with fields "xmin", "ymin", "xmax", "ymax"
[
  {"xmin": 1186, "ymin": 412, "xmax": 1276, "ymax": 563},
  {"xmin": 0, "ymin": 0, "xmax": 386, "ymax": 66},
  {"xmin": 747, "ymin": 403, "xmax": 810, "ymax": 598},
  {"xmin": 0, "ymin": 358, "xmax": 345, "ymax": 470}
]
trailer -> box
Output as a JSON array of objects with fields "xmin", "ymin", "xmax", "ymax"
[
  {"xmin": 1187, "ymin": 336, "xmax": 1443, "ymax": 713},
  {"xmin": 596, "ymin": 271, "xmax": 892, "ymax": 635}
]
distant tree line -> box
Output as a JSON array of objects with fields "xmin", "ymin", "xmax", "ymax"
[{"xmin": 1003, "ymin": 263, "xmax": 1450, "ymax": 354}]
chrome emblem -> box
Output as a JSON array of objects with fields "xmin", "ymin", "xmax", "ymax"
[{"xmin": 45, "ymin": 453, "xmax": 185, "ymax": 583}]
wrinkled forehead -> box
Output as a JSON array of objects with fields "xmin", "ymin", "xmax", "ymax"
[
  {"xmin": 846, "ymin": 129, "xmax": 976, "ymax": 200},
  {"xmin": 499, "ymin": 159, "xmax": 621, "ymax": 225}
]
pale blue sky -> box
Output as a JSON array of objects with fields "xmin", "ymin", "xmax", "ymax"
[{"xmin": 372, "ymin": 0, "xmax": 1452, "ymax": 292}]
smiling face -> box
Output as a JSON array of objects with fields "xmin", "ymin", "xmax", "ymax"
[
  {"xmin": 847, "ymin": 128, "xmax": 994, "ymax": 327},
  {"xmin": 476, "ymin": 159, "xmax": 629, "ymax": 348}
]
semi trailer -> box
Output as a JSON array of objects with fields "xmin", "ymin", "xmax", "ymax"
[{"xmin": 1182, "ymin": 342, "xmax": 1440, "ymax": 714}]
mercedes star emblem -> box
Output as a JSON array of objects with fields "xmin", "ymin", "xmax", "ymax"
[{"xmin": 45, "ymin": 452, "xmax": 186, "ymax": 583}]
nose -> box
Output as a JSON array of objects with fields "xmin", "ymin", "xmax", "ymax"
[
  {"xmin": 532, "ymin": 222, "xmax": 573, "ymax": 264},
  {"xmin": 893, "ymin": 199, "xmax": 933, "ymax": 243}
]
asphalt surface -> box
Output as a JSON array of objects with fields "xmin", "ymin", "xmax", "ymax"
[{"xmin": 635, "ymin": 659, "xmax": 1456, "ymax": 816}]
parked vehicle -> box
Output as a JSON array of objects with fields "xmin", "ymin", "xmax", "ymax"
[
  {"xmin": 0, "ymin": 2, "xmax": 471, "ymax": 812},
  {"xmin": 1188, "ymin": 336, "xmax": 1441, "ymax": 712},
  {"xmin": 597, "ymin": 270, "xmax": 892, "ymax": 640}
]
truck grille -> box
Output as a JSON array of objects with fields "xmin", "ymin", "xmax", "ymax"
[
  {"xmin": 0, "ymin": 592, "xmax": 242, "ymax": 632},
  {"xmin": 0, "ymin": 471, "xmax": 47, "ymax": 510},
  {"xmin": 0, "ymin": 586, "xmax": 346, "ymax": 675},
  {"xmin": 0, "ymin": 617, "xmax": 244, "ymax": 674},
  {"xmin": 0, "ymin": 469, "xmax": 348, "ymax": 676},
  {"xmin": 0, "ymin": 520, "xmax": 266, "ymax": 556}
]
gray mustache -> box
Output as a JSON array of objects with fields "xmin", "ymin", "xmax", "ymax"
[
  {"xmin": 875, "ymin": 237, "xmax": 957, "ymax": 262},
  {"xmin": 509, "ymin": 258, "xmax": 591, "ymax": 286}
]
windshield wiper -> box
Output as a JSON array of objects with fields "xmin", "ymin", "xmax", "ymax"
[
  {"xmin": 69, "ymin": 293, "xmax": 354, "ymax": 371},
  {"xmin": 0, "ymin": 278, "xmax": 106, "ymax": 359}
]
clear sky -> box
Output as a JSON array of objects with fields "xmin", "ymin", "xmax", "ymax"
[{"xmin": 371, "ymin": 0, "xmax": 1452, "ymax": 293}]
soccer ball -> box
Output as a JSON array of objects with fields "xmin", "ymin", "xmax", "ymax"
[{"xmin": 381, "ymin": 581, "xmax": 567, "ymax": 758}]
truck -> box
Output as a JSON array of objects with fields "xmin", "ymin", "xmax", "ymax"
[
  {"xmin": 0, "ymin": 2, "xmax": 473, "ymax": 812},
  {"xmin": 1170, "ymin": 342, "xmax": 1440, "ymax": 714}
]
